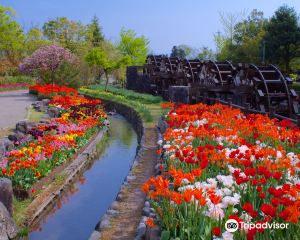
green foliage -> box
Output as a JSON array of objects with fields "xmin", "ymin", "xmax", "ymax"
[
  {"xmin": 216, "ymin": 9, "xmax": 266, "ymax": 63},
  {"xmin": 87, "ymin": 15, "xmax": 104, "ymax": 47},
  {"xmin": 197, "ymin": 47, "xmax": 215, "ymax": 60},
  {"xmin": 42, "ymin": 17, "xmax": 89, "ymax": 52},
  {"xmin": 12, "ymin": 197, "xmax": 32, "ymax": 227},
  {"xmin": 170, "ymin": 46, "xmax": 180, "ymax": 58},
  {"xmin": 25, "ymin": 27, "xmax": 51, "ymax": 54},
  {"xmin": 87, "ymin": 84, "xmax": 163, "ymax": 103},
  {"xmin": 170, "ymin": 45, "xmax": 187, "ymax": 59},
  {"xmin": 80, "ymin": 88, "xmax": 154, "ymax": 122},
  {"xmin": 290, "ymin": 73, "xmax": 298, "ymax": 81},
  {"xmin": 0, "ymin": 5, "xmax": 25, "ymax": 65},
  {"xmin": 53, "ymin": 61, "xmax": 81, "ymax": 88},
  {"xmin": 161, "ymin": 231, "xmax": 171, "ymax": 240},
  {"xmin": 0, "ymin": 75, "xmax": 34, "ymax": 84},
  {"xmin": 19, "ymin": 44, "xmax": 79, "ymax": 87},
  {"xmin": 264, "ymin": 5, "xmax": 300, "ymax": 73},
  {"xmin": 177, "ymin": 44, "xmax": 194, "ymax": 58},
  {"xmin": 85, "ymin": 42, "xmax": 130, "ymax": 90},
  {"xmin": 290, "ymin": 58, "xmax": 300, "ymax": 72},
  {"xmin": 118, "ymin": 28, "xmax": 149, "ymax": 66},
  {"xmin": 292, "ymin": 82, "xmax": 300, "ymax": 91}
]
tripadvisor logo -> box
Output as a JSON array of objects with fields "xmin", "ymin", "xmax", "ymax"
[
  {"xmin": 225, "ymin": 219, "xmax": 239, "ymax": 232},
  {"xmin": 225, "ymin": 219, "xmax": 289, "ymax": 232}
]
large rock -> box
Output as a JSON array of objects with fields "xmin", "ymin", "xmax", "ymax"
[
  {"xmin": 16, "ymin": 121, "xmax": 37, "ymax": 135},
  {"xmin": 0, "ymin": 202, "xmax": 18, "ymax": 240},
  {"xmin": 0, "ymin": 141, "xmax": 6, "ymax": 157},
  {"xmin": 157, "ymin": 117, "xmax": 169, "ymax": 134},
  {"xmin": 0, "ymin": 179, "xmax": 13, "ymax": 216},
  {"xmin": 2, "ymin": 139, "xmax": 13, "ymax": 153},
  {"xmin": 47, "ymin": 107, "xmax": 60, "ymax": 118},
  {"xmin": 41, "ymin": 99, "xmax": 50, "ymax": 106},
  {"xmin": 8, "ymin": 131, "xmax": 24, "ymax": 143},
  {"xmin": 32, "ymin": 100, "xmax": 49, "ymax": 112},
  {"xmin": 15, "ymin": 121, "xmax": 28, "ymax": 134},
  {"xmin": 8, "ymin": 131, "xmax": 32, "ymax": 146}
]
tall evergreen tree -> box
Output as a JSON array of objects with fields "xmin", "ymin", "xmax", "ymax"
[
  {"xmin": 88, "ymin": 15, "xmax": 104, "ymax": 47},
  {"xmin": 170, "ymin": 46, "xmax": 178, "ymax": 58},
  {"xmin": 264, "ymin": 5, "xmax": 300, "ymax": 73}
]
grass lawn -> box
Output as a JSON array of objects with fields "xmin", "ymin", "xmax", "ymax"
[
  {"xmin": 79, "ymin": 86, "xmax": 165, "ymax": 124},
  {"xmin": 145, "ymin": 103, "xmax": 164, "ymax": 128},
  {"xmin": 27, "ymin": 106, "xmax": 44, "ymax": 122}
]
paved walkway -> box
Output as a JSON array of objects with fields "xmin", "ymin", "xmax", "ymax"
[{"xmin": 0, "ymin": 90, "xmax": 36, "ymax": 129}]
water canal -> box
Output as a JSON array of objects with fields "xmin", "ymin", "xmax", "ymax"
[{"xmin": 29, "ymin": 114, "xmax": 138, "ymax": 240}]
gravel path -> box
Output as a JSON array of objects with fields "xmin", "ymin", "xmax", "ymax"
[{"xmin": 0, "ymin": 90, "xmax": 36, "ymax": 129}]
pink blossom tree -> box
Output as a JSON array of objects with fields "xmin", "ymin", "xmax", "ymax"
[{"xmin": 19, "ymin": 44, "xmax": 80, "ymax": 86}]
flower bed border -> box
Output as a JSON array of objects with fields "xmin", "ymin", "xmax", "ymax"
[
  {"xmin": 22, "ymin": 127, "xmax": 108, "ymax": 227},
  {"xmin": 13, "ymin": 130, "xmax": 100, "ymax": 199}
]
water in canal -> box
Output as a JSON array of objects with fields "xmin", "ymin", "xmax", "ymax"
[{"xmin": 29, "ymin": 115, "xmax": 138, "ymax": 240}]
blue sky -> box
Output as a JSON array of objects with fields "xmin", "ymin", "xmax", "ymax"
[{"xmin": 2, "ymin": 0, "xmax": 300, "ymax": 54}]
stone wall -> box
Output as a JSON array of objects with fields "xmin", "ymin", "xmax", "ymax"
[{"xmin": 87, "ymin": 97, "xmax": 144, "ymax": 143}]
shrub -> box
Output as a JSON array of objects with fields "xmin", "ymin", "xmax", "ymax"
[{"xmin": 19, "ymin": 45, "xmax": 80, "ymax": 87}]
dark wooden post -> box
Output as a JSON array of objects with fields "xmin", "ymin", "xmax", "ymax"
[
  {"xmin": 244, "ymin": 103, "xmax": 250, "ymax": 114},
  {"xmin": 269, "ymin": 107, "xmax": 276, "ymax": 118}
]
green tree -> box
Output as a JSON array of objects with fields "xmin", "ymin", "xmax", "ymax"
[
  {"xmin": 170, "ymin": 45, "xmax": 187, "ymax": 59},
  {"xmin": 219, "ymin": 11, "xmax": 245, "ymax": 44},
  {"xmin": 264, "ymin": 5, "xmax": 300, "ymax": 73},
  {"xmin": 215, "ymin": 9, "xmax": 266, "ymax": 63},
  {"xmin": 231, "ymin": 9, "xmax": 266, "ymax": 63},
  {"xmin": 198, "ymin": 47, "xmax": 215, "ymax": 60},
  {"xmin": 170, "ymin": 46, "xmax": 178, "ymax": 58},
  {"xmin": 233, "ymin": 9, "xmax": 265, "ymax": 44},
  {"xmin": 117, "ymin": 28, "xmax": 149, "ymax": 66},
  {"xmin": 85, "ymin": 42, "xmax": 130, "ymax": 91},
  {"xmin": 0, "ymin": 5, "xmax": 25, "ymax": 66},
  {"xmin": 87, "ymin": 15, "xmax": 104, "ymax": 47},
  {"xmin": 178, "ymin": 45, "xmax": 194, "ymax": 58},
  {"xmin": 25, "ymin": 27, "xmax": 50, "ymax": 54},
  {"xmin": 42, "ymin": 17, "xmax": 88, "ymax": 52}
]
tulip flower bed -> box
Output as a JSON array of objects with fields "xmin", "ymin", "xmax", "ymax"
[
  {"xmin": 29, "ymin": 84, "xmax": 78, "ymax": 97},
  {"xmin": 0, "ymin": 93, "xmax": 106, "ymax": 194},
  {"xmin": 143, "ymin": 103, "xmax": 300, "ymax": 240}
]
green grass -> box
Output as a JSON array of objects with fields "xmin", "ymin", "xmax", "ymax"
[
  {"xmin": 80, "ymin": 88, "xmax": 154, "ymax": 122},
  {"xmin": 87, "ymin": 84, "xmax": 163, "ymax": 104},
  {"xmin": 27, "ymin": 106, "xmax": 44, "ymax": 122},
  {"xmin": 79, "ymin": 87, "xmax": 164, "ymax": 124},
  {"xmin": 0, "ymin": 75, "xmax": 34, "ymax": 85},
  {"xmin": 0, "ymin": 86, "xmax": 28, "ymax": 92},
  {"xmin": 13, "ymin": 197, "xmax": 32, "ymax": 227},
  {"xmin": 145, "ymin": 104, "xmax": 164, "ymax": 127}
]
